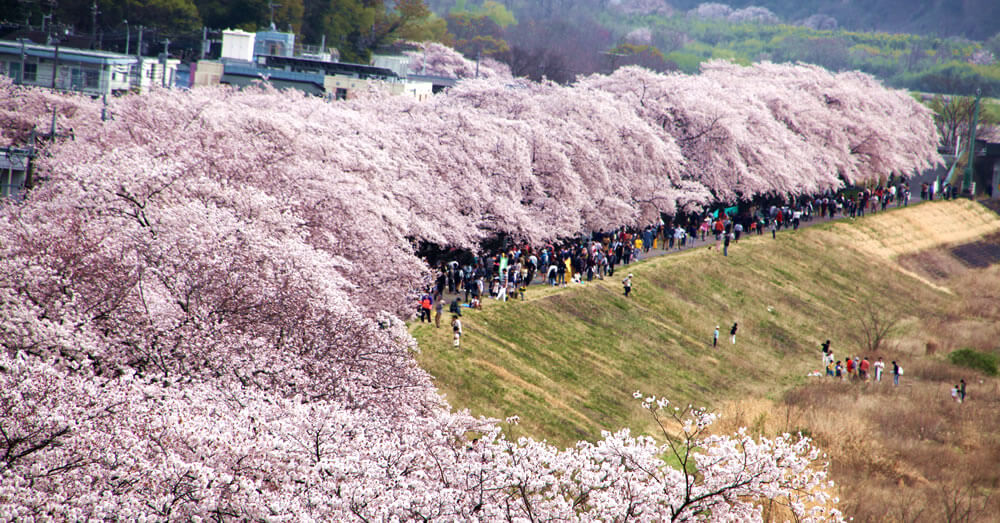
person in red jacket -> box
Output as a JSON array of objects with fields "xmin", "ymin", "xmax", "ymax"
[
  {"xmin": 859, "ymin": 357, "xmax": 871, "ymax": 381},
  {"xmin": 419, "ymin": 293, "xmax": 432, "ymax": 323}
]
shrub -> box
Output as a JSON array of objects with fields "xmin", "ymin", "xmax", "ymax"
[{"xmin": 947, "ymin": 348, "xmax": 999, "ymax": 376}]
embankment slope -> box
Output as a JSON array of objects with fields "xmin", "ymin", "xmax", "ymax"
[{"xmin": 411, "ymin": 200, "xmax": 1000, "ymax": 448}]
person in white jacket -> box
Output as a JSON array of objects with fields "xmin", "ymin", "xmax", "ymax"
[{"xmin": 452, "ymin": 315, "xmax": 463, "ymax": 347}]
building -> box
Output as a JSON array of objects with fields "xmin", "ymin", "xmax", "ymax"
[
  {"xmin": 254, "ymin": 28, "xmax": 295, "ymax": 58},
  {"xmin": 211, "ymin": 29, "xmax": 434, "ymax": 101},
  {"xmin": 967, "ymin": 139, "xmax": 1000, "ymax": 199},
  {"xmin": 0, "ymin": 39, "xmax": 134, "ymax": 96},
  {"xmin": 0, "ymin": 39, "xmax": 181, "ymax": 95},
  {"xmin": 0, "ymin": 148, "xmax": 30, "ymax": 200}
]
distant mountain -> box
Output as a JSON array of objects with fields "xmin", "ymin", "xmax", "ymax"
[{"xmin": 674, "ymin": 0, "xmax": 1000, "ymax": 40}]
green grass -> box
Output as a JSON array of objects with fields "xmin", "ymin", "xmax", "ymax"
[{"xmin": 412, "ymin": 209, "xmax": 958, "ymax": 449}]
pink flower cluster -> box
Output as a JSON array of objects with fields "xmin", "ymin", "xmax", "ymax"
[{"xmin": 0, "ymin": 59, "xmax": 936, "ymax": 518}]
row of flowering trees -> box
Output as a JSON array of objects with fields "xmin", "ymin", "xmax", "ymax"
[{"xmin": 0, "ymin": 59, "xmax": 937, "ymax": 519}]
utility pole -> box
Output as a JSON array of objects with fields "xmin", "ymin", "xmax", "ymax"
[
  {"xmin": 161, "ymin": 38, "xmax": 171, "ymax": 88},
  {"xmin": 124, "ymin": 20, "xmax": 129, "ymax": 55},
  {"xmin": 136, "ymin": 25, "xmax": 144, "ymax": 90},
  {"xmin": 268, "ymin": 1, "xmax": 281, "ymax": 29},
  {"xmin": 51, "ymin": 39, "xmax": 60, "ymax": 89},
  {"xmin": 963, "ymin": 89, "xmax": 983, "ymax": 198},
  {"xmin": 200, "ymin": 26, "xmax": 208, "ymax": 59},
  {"xmin": 23, "ymin": 110, "xmax": 72, "ymax": 191},
  {"xmin": 42, "ymin": 0, "xmax": 55, "ymax": 34},
  {"xmin": 136, "ymin": 25, "xmax": 143, "ymax": 58},
  {"xmin": 18, "ymin": 38, "xmax": 26, "ymax": 85},
  {"xmin": 90, "ymin": 1, "xmax": 100, "ymax": 48}
]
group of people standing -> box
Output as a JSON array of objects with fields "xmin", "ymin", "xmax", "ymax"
[{"xmin": 821, "ymin": 341, "xmax": 901, "ymax": 385}]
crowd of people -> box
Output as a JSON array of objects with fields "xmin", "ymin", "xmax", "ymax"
[
  {"xmin": 415, "ymin": 182, "xmax": 921, "ymax": 355},
  {"xmin": 820, "ymin": 342, "xmax": 902, "ymax": 385}
]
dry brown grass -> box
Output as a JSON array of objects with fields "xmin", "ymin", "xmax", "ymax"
[
  {"xmin": 781, "ymin": 340, "xmax": 1000, "ymax": 521},
  {"xmin": 772, "ymin": 205, "xmax": 1000, "ymax": 520}
]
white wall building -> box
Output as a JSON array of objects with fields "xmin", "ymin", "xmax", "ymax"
[{"xmin": 221, "ymin": 30, "xmax": 255, "ymax": 62}]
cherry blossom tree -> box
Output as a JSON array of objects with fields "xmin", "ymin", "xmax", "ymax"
[
  {"xmin": 0, "ymin": 56, "xmax": 944, "ymax": 518},
  {"xmin": 404, "ymin": 41, "xmax": 513, "ymax": 80},
  {"xmin": 581, "ymin": 62, "xmax": 940, "ymax": 200}
]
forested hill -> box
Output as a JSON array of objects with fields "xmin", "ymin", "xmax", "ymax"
[
  {"xmin": 666, "ymin": 0, "xmax": 1000, "ymax": 40},
  {"xmin": 3, "ymin": 0, "xmax": 999, "ymax": 96}
]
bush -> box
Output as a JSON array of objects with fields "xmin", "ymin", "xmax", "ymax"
[{"xmin": 947, "ymin": 348, "xmax": 999, "ymax": 376}]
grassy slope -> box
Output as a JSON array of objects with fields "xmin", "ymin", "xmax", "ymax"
[{"xmin": 411, "ymin": 200, "xmax": 1000, "ymax": 449}]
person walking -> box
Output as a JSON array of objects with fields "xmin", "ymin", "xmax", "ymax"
[
  {"xmin": 730, "ymin": 322, "xmax": 738, "ymax": 344},
  {"xmin": 723, "ymin": 232, "xmax": 732, "ymax": 256},
  {"xmin": 713, "ymin": 325, "xmax": 719, "ymax": 347},
  {"xmin": 892, "ymin": 360, "xmax": 901, "ymax": 386},
  {"xmin": 623, "ymin": 273, "xmax": 633, "ymax": 297},
  {"xmin": 434, "ymin": 293, "xmax": 444, "ymax": 328},
  {"xmin": 960, "ymin": 379, "xmax": 966, "ymax": 402},
  {"xmin": 451, "ymin": 315, "xmax": 463, "ymax": 347}
]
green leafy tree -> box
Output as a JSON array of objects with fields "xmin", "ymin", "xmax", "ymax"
[
  {"xmin": 52, "ymin": 0, "xmax": 203, "ymax": 34},
  {"xmin": 607, "ymin": 43, "xmax": 676, "ymax": 73},
  {"xmin": 391, "ymin": 0, "xmax": 450, "ymax": 43},
  {"xmin": 194, "ymin": 0, "xmax": 304, "ymax": 32},
  {"xmin": 446, "ymin": 11, "xmax": 508, "ymax": 57},
  {"xmin": 301, "ymin": 0, "xmax": 439, "ymax": 62}
]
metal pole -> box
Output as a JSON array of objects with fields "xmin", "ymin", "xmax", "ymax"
[
  {"xmin": 25, "ymin": 129, "xmax": 35, "ymax": 190},
  {"xmin": 136, "ymin": 26, "xmax": 144, "ymax": 90},
  {"xmin": 136, "ymin": 25, "xmax": 143, "ymax": 58},
  {"xmin": 18, "ymin": 39, "xmax": 25, "ymax": 85},
  {"xmin": 91, "ymin": 1, "xmax": 99, "ymax": 47},
  {"xmin": 124, "ymin": 20, "xmax": 130, "ymax": 55},
  {"xmin": 963, "ymin": 89, "xmax": 982, "ymax": 197},
  {"xmin": 200, "ymin": 26, "xmax": 207, "ymax": 59},
  {"xmin": 51, "ymin": 40, "xmax": 59, "ymax": 89},
  {"xmin": 161, "ymin": 38, "xmax": 170, "ymax": 88}
]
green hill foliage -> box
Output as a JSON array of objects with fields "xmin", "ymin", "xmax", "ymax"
[
  {"xmin": 948, "ymin": 347, "xmax": 999, "ymax": 375},
  {"xmin": 5, "ymin": 0, "xmax": 999, "ymax": 95}
]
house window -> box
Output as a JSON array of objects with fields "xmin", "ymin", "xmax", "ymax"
[
  {"xmin": 335, "ymin": 87, "xmax": 347, "ymax": 100},
  {"xmin": 24, "ymin": 63, "xmax": 36, "ymax": 82},
  {"xmin": 85, "ymin": 70, "xmax": 99, "ymax": 88}
]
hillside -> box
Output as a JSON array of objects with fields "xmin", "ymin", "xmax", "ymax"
[
  {"xmin": 666, "ymin": 0, "xmax": 1000, "ymax": 40},
  {"xmin": 412, "ymin": 199, "xmax": 1000, "ymax": 519},
  {"xmin": 411, "ymin": 200, "xmax": 1000, "ymax": 448},
  {"xmin": 413, "ymin": 198, "xmax": 1000, "ymax": 519}
]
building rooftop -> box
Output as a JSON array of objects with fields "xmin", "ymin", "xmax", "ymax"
[{"xmin": 0, "ymin": 39, "xmax": 138, "ymax": 65}]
